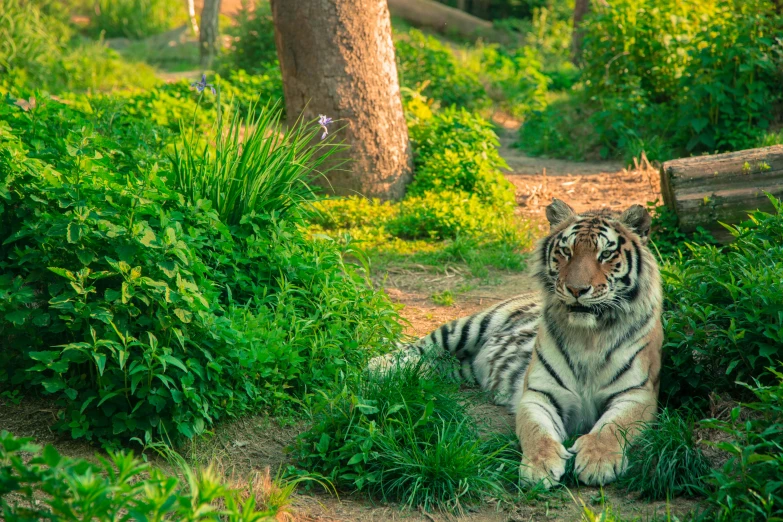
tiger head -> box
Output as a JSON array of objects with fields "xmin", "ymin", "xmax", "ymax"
[{"xmin": 535, "ymin": 199, "xmax": 659, "ymax": 328}]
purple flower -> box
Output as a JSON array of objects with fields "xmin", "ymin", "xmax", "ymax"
[
  {"xmin": 191, "ymin": 74, "xmax": 216, "ymax": 95},
  {"xmin": 318, "ymin": 114, "xmax": 333, "ymax": 140}
]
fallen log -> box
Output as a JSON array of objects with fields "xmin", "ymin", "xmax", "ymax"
[
  {"xmin": 660, "ymin": 145, "xmax": 783, "ymax": 242},
  {"xmin": 387, "ymin": 0, "xmax": 494, "ymax": 39}
]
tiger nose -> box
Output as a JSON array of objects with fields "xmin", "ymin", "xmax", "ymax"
[{"xmin": 566, "ymin": 284, "xmax": 591, "ymax": 298}]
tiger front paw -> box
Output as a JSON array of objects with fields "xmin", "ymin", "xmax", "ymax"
[
  {"xmin": 570, "ymin": 432, "xmax": 626, "ymax": 486},
  {"xmin": 519, "ymin": 438, "xmax": 570, "ymax": 489}
]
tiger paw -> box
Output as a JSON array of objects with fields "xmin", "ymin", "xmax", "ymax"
[
  {"xmin": 519, "ymin": 439, "xmax": 570, "ymax": 489},
  {"xmin": 570, "ymin": 432, "xmax": 626, "ymax": 486}
]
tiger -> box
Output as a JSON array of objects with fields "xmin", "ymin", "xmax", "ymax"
[{"xmin": 370, "ymin": 199, "xmax": 663, "ymax": 488}]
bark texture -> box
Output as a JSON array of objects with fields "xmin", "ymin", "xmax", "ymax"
[
  {"xmin": 660, "ymin": 145, "xmax": 783, "ymax": 242},
  {"xmin": 199, "ymin": 0, "xmax": 221, "ymax": 68},
  {"xmin": 271, "ymin": 0, "xmax": 413, "ymax": 199},
  {"xmin": 571, "ymin": 0, "xmax": 591, "ymax": 63},
  {"xmin": 387, "ymin": 0, "xmax": 493, "ymax": 39}
]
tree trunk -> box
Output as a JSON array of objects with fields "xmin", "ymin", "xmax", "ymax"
[
  {"xmin": 387, "ymin": 0, "xmax": 494, "ymax": 39},
  {"xmin": 186, "ymin": 0, "xmax": 199, "ymax": 35},
  {"xmin": 199, "ymin": 0, "xmax": 221, "ymax": 69},
  {"xmin": 660, "ymin": 145, "xmax": 783, "ymax": 242},
  {"xmin": 271, "ymin": 0, "xmax": 413, "ymax": 200},
  {"xmin": 571, "ymin": 0, "xmax": 591, "ymax": 64}
]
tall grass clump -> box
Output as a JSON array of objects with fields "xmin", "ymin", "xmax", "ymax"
[
  {"xmin": 292, "ymin": 355, "xmax": 522, "ymax": 512},
  {"xmin": 619, "ymin": 409, "xmax": 711, "ymax": 500},
  {"xmin": 172, "ymin": 100, "xmax": 344, "ymax": 226}
]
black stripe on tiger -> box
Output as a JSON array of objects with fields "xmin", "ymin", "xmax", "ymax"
[
  {"xmin": 528, "ymin": 387, "xmax": 566, "ymax": 439},
  {"xmin": 604, "ymin": 376, "xmax": 649, "ymax": 409},
  {"xmin": 453, "ymin": 318, "xmax": 474, "ymax": 359},
  {"xmin": 535, "ymin": 347, "xmax": 571, "ymax": 392},
  {"xmin": 604, "ymin": 342, "xmax": 648, "ymax": 386}
]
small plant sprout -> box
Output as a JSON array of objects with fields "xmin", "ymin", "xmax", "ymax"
[
  {"xmin": 191, "ymin": 73, "xmax": 216, "ymax": 95},
  {"xmin": 318, "ymin": 114, "xmax": 333, "ymax": 139}
]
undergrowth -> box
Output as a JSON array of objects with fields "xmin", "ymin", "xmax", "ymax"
[
  {"xmin": 0, "ymin": 430, "xmax": 293, "ymax": 520},
  {"xmin": 0, "ymin": 92, "xmax": 400, "ymax": 446},
  {"xmin": 291, "ymin": 354, "xmax": 522, "ymax": 513},
  {"xmin": 620, "ymin": 409, "xmax": 711, "ymax": 500}
]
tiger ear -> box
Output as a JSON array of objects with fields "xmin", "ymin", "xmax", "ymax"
[
  {"xmin": 620, "ymin": 204, "xmax": 652, "ymax": 244},
  {"xmin": 545, "ymin": 199, "xmax": 575, "ymax": 228}
]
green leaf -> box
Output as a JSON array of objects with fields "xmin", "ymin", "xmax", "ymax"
[
  {"xmin": 356, "ymin": 403, "xmax": 379, "ymax": 415},
  {"xmin": 316, "ymin": 433, "xmax": 330, "ymax": 454},
  {"xmin": 158, "ymin": 260, "xmax": 177, "ymax": 278},
  {"xmin": 90, "ymin": 308, "xmax": 113, "ymax": 324},
  {"xmin": 29, "ymin": 351, "xmax": 59, "ymax": 364},
  {"xmin": 41, "ymin": 377, "xmax": 65, "ymax": 393},
  {"xmin": 67, "ymin": 222, "xmax": 84, "ymax": 243},
  {"xmin": 48, "ymin": 267, "xmax": 76, "ymax": 281},
  {"xmin": 93, "ymin": 353, "xmax": 107, "ymax": 376},
  {"xmin": 5, "ymin": 309, "xmax": 30, "ymax": 326},
  {"xmin": 173, "ymin": 308, "xmax": 192, "ymax": 324},
  {"xmin": 161, "ymin": 354, "xmax": 188, "ymax": 373},
  {"xmin": 42, "ymin": 445, "xmax": 61, "ymax": 467},
  {"xmin": 347, "ymin": 454, "xmax": 364, "ymax": 465},
  {"xmin": 76, "ymin": 250, "xmax": 95, "ymax": 266}
]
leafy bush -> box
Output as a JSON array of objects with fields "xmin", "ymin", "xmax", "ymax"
[
  {"xmin": 222, "ymin": 0, "xmax": 279, "ymax": 74},
  {"xmin": 0, "ymin": 430, "xmax": 286, "ymax": 520},
  {"xmin": 311, "ymin": 105, "xmax": 526, "ymax": 269},
  {"xmin": 580, "ymin": 0, "xmax": 783, "ymax": 159},
  {"xmin": 464, "ymin": 44, "xmax": 549, "ymax": 118},
  {"xmin": 90, "ymin": 0, "xmax": 184, "ymax": 40},
  {"xmin": 390, "ymin": 190, "xmax": 513, "ymax": 240},
  {"xmin": 698, "ymin": 368, "xmax": 783, "ymax": 521},
  {"xmin": 516, "ymin": 92, "xmax": 598, "ymax": 160},
  {"xmin": 619, "ymin": 409, "xmax": 711, "ymax": 500},
  {"xmin": 0, "ymin": 95, "xmax": 401, "ymax": 445},
  {"xmin": 292, "ymin": 355, "xmax": 522, "ymax": 512},
  {"xmin": 661, "ymin": 195, "xmax": 783, "ymax": 408},
  {"xmin": 408, "ymin": 106, "xmax": 514, "ymax": 206},
  {"xmin": 394, "ymin": 28, "xmax": 488, "ymax": 110}
]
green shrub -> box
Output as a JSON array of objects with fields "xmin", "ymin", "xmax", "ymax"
[
  {"xmin": 516, "ymin": 92, "xmax": 598, "ymax": 160},
  {"xmin": 222, "ymin": 0, "xmax": 278, "ymax": 74},
  {"xmin": 408, "ymin": 106, "xmax": 514, "ymax": 205},
  {"xmin": 389, "ymin": 190, "xmax": 511, "ymax": 240},
  {"xmin": 463, "ymin": 44, "xmax": 549, "ymax": 118},
  {"xmin": 394, "ymin": 28, "xmax": 488, "ymax": 110},
  {"xmin": 675, "ymin": 1, "xmax": 783, "ymax": 152},
  {"xmin": 661, "ymin": 195, "xmax": 783, "ymax": 408},
  {"xmin": 698, "ymin": 369, "xmax": 783, "ymax": 521},
  {"xmin": 0, "ymin": 431, "xmax": 285, "ymax": 520},
  {"xmin": 0, "ymin": 95, "xmax": 401, "ymax": 445},
  {"xmin": 580, "ymin": 0, "xmax": 783, "ymax": 158},
  {"xmin": 311, "ymin": 197, "xmax": 397, "ymax": 229},
  {"xmin": 90, "ymin": 0, "xmax": 184, "ymax": 40},
  {"xmin": 291, "ymin": 355, "xmax": 522, "ymax": 512},
  {"xmin": 619, "ymin": 409, "xmax": 711, "ymax": 500}
]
